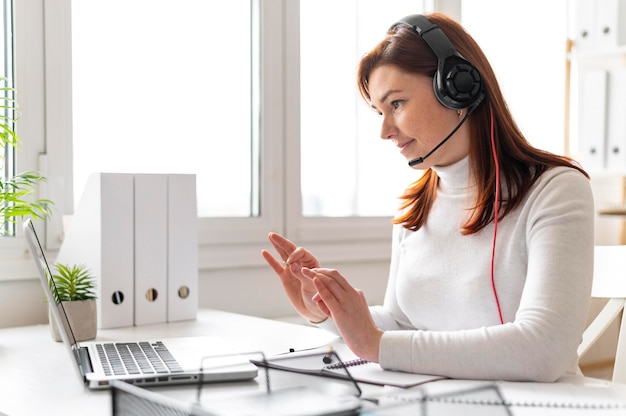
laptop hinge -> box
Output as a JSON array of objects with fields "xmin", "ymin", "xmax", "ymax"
[{"xmin": 77, "ymin": 347, "xmax": 93, "ymax": 376}]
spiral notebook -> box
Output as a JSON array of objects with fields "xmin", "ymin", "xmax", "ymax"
[
  {"xmin": 366, "ymin": 385, "xmax": 513, "ymax": 415},
  {"xmin": 253, "ymin": 342, "xmax": 445, "ymax": 388},
  {"xmin": 497, "ymin": 379, "xmax": 626, "ymax": 411},
  {"xmin": 366, "ymin": 379, "xmax": 626, "ymax": 414}
]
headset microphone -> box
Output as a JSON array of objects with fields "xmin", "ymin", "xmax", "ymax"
[
  {"xmin": 408, "ymin": 107, "xmax": 471, "ymax": 167},
  {"xmin": 407, "ymin": 95, "xmax": 482, "ymax": 167}
]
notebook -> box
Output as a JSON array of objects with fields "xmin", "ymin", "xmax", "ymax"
[
  {"xmin": 23, "ymin": 218, "xmax": 258, "ymax": 389},
  {"xmin": 366, "ymin": 380, "xmax": 626, "ymax": 414},
  {"xmin": 365, "ymin": 384, "xmax": 513, "ymax": 416},
  {"xmin": 254, "ymin": 342, "xmax": 445, "ymax": 388}
]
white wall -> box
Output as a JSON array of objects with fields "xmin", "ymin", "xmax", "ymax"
[
  {"xmin": 0, "ymin": 279, "xmax": 49, "ymax": 328},
  {"xmin": 0, "ymin": 259, "xmax": 390, "ymax": 329},
  {"xmin": 198, "ymin": 261, "xmax": 389, "ymax": 319}
]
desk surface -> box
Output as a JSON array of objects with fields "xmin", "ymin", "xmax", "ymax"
[
  {"xmin": 1, "ymin": 309, "xmax": 625, "ymax": 416},
  {"xmin": 0, "ymin": 309, "xmax": 342, "ymax": 416}
]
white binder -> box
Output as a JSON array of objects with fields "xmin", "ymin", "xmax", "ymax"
[
  {"xmin": 58, "ymin": 172, "xmax": 198, "ymax": 328},
  {"xmin": 575, "ymin": 0, "xmax": 626, "ymax": 51},
  {"xmin": 579, "ymin": 69, "xmax": 607, "ymax": 171},
  {"xmin": 574, "ymin": 0, "xmax": 596, "ymax": 52},
  {"xmin": 57, "ymin": 173, "xmax": 135, "ymax": 329},
  {"xmin": 595, "ymin": 0, "xmax": 626, "ymax": 50},
  {"xmin": 606, "ymin": 69, "xmax": 626, "ymax": 172},
  {"xmin": 134, "ymin": 174, "xmax": 168, "ymax": 325},
  {"xmin": 167, "ymin": 174, "xmax": 198, "ymax": 322}
]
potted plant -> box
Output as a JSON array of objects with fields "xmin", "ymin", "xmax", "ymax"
[
  {"xmin": 49, "ymin": 263, "xmax": 98, "ymax": 342},
  {"xmin": 1, "ymin": 77, "xmax": 52, "ymax": 234}
]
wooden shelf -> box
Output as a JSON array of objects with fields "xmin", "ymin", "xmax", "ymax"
[{"xmin": 598, "ymin": 205, "xmax": 626, "ymax": 216}]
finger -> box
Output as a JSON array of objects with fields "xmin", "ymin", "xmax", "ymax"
[
  {"xmin": 264, "ymin": 251, "xmax": 313, "ymax": 290},
  {"xmin": 288, "ymin": 246, "xmax": 313, "ymax": 264},
  {"xmin": 311, "ymin": 274, "xmax": 338, "ymax": 304},
  {"xmin": 304, "ymin": 269, "xmax": 342, "ymax": 310},
  {"xmin": 305, "ymin": 267, "xmax": 351, "ymax": 291},
  {"xmin": 261, "ymin": 249, "xmax": 286, "ymax": 276},
  {"xmin": 288, "ymin": 263, "xmax": 318, "ymax": 289},
  {"xmin": 268, "ymin": 232, "xmax": 297, "ymax": 261},
  {"xmin": 313, "ymin": 295, "xmax": 331, "ymax": 317}
]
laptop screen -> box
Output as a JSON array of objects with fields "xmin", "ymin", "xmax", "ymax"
[{"xmin": 23, "ymin": 219, "xmax": 81, "ymax": 349}]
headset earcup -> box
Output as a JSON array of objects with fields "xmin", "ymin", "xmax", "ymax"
[{"xmin": 434, "ymin": 61, "xmax": 483, "ymax": 110}]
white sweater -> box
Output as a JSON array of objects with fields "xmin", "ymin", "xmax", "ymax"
[{"xmin": 322, "ymin": 156, "xmax": 595, "ymax": 382}]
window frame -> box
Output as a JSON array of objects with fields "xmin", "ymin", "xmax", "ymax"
[
  {"xmin": 0, "ymin": 0, "xmax": 395, "ymax": 282},
  {"xmin": 0, "ymin": 0, "xmax": 48, "ymax": 279},
  {"xmin": 201, "ymin": 0, "xmax": 393, "ymax": 269}
]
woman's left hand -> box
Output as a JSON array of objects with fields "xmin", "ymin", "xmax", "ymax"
[{"xmin": 302, "ymin": 267, "xmax": 383, "ymax": 363}]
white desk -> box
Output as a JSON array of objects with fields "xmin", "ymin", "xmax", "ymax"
[
  {"xmin": 1, "ymin": 309, "xmax": 625, "ymax": 416},
  {"xmin": 0, "ymin": 309, "xmax": 342, "ymax": 416}
]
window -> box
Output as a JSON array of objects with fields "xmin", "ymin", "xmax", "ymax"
[
  {"xmin": 71, "ymin": 0, "xmax": 257, "ymax": 218},
  {"xmin": 299, "ymin": 0, "xmax": 571, "ymax": 220},
  {"xmin": 461, "ymin": 0, "xmax": 570, "ymax": 156},
  {"xmin": 2, "ymin": 0, "xmax": 573, "ymax": 279},
  {"xmin": 0, "ymin": 0, "xmax": 14, "ymax": 237},
  {"xmin": 71, "ymin": 1, "xmax": 425, "ymax": 222},
  {"xmin": 66, "ymin": 0, "xmax": 428, "ymax": 266},
  {"xmin": 300, "ymin": 0, "xmax": 423, "ymax": 217}
]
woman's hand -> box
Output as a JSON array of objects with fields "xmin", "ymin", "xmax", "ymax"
[
  {"xmin": 261, "ymin": 232, "xmax": 328, "ymax": 323},
  {"xmin": 305, "ymin": 267, "xmax": 383, "ymax": 363}
]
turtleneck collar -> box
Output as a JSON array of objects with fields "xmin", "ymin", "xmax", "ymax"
[{"xmin": 431, "ymin": 155, "xmax": 473, "ymax": 192}]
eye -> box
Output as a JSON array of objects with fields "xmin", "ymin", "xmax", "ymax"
[{"xmin": 391, "ymin": 100, "xmax": 402, "ymax": 109}]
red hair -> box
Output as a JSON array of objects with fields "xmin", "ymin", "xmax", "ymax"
[{"xmin": 357, "ymin": 13, "xmax": 588, "ymax": 234}]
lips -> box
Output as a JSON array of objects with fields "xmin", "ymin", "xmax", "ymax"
[{"xmin": 396, "ymin": 139, "xmax": 414, "ymax": 154}]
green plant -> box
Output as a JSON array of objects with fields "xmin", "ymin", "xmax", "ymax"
[
  {"xmin": 49, "ymin": 263, "xmax": 97, "ymax": 303},
  {"xmin": 0, "ymin": 77, "xmax": 53, "ymax": 235}
]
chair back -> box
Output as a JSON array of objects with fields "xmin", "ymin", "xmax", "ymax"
[{"xmin": 578, "ymin": 245, "xmax": 626, "ymax": 384}]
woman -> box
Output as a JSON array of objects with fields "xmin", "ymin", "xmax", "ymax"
[{"xmin": 262, "ymin": 13, "xmax": 594, "ymax": 382}]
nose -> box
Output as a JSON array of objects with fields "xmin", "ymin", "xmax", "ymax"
[{"xmin": 380, "ymin": 115, "xmax": 397, "ymax": 141}]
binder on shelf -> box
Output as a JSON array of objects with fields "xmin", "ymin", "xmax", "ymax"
[
  {"xmin": 134, "ymin": 174, "xmax": 168, "ymax": 326},
  {"xmin": 595, "ymin": 0, "xmax": 626, "ymax": 50},
  {"xmin": 606, "ymin": 69, "xmax": 626, "ymax": 171},
  {"xmin": 167, "ymin": 174, "xmax": 198, "ymax": 322},
  {"xmin": 57, "ymin": 173, "xmax": 135, "ymax": 329},
  {"xmin": 575, "ymin": 0, "xmax": 596, "ymax": 52},
  {"xmin": 575, "ymin": 0, "xmax": 626, "ymax": 52},
  {"xmin": 58, "ymin": 172, "xmax": 199, "ymax": 328},
  {"xmin": 579, "ymin": 69, "xmax": 607, "ymax": 170}
]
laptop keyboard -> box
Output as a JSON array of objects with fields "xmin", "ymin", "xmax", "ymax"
[{"xmin": 95, "ymin": 341, "xmax": 184, "ymax": 376}]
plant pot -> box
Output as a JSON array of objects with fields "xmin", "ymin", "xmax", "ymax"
[{"xmin": 49, "ymin": 299, "xmax": 97, "ymax": 342}]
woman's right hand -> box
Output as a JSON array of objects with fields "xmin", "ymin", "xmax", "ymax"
[{"xmin": 261, "ymin": 232, "xmax": 328, "ymax": 323}]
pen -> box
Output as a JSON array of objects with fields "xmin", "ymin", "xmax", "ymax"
[
  {"xmin": 322, "ymin": 346, "xmax": 333, "ymax": 364},
  {"xmin": 276, "ymin": 346, "xmax": 320, "ymax": 355}
]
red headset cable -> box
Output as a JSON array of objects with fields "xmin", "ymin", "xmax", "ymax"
[{"xmin": 490, "ymin": 106, "xmax": 504, "ymax": 324}]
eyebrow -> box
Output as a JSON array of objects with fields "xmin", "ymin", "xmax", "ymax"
[{"xmin": 378, "ymin": 89, "xmax": 401, "ymax": 106}]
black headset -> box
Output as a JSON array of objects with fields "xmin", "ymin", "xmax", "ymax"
[{"xmin": 390, "ymin": 14, "xmax": 484, "ymax": 111}]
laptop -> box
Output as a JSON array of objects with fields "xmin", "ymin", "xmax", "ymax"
[{"xmin": 23, "ymin": 218, "xmax": 258, "ymax": 389}]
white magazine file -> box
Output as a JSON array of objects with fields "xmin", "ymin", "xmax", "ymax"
[{"xmin": 57, "ymin": 172, "xmax": 198, "ymax": 329}]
